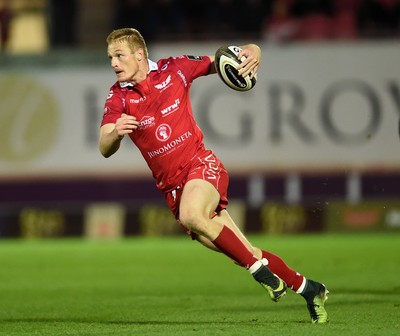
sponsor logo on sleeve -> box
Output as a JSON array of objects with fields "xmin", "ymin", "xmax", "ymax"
[
  {"xmin": 177, "ymin": 70, "xmax": 187, "ymax": 87},
  {"xmin": 187, "ymin": 55, "xmax": 203, "ymax": 61}
]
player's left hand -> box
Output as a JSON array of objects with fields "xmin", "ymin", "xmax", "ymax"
[{"xmin": 237, "ymin": 44, "xmax": 261, "ymax": 79}]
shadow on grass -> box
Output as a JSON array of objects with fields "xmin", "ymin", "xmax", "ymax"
[
  {"xmin": 0, "ymin": 317, "xmax": 289, "ymax": 325},
  {"xmin": 332, "ymin": 288, "xmax": 400, "ymax": 295}
]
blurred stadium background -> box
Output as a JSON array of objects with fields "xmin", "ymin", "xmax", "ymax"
[{"xmin": 1, "ymin": 0, "xmax": 400, "ymax": 240}]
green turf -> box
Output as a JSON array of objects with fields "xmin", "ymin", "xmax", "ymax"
[{"xmin": 0, "ymin": 233, "xmax": 399, "ymax": 336}]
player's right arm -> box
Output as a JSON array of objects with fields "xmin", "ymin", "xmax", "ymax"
[{"xmin": 99, "ymin": 113, "xmax": 138, "ymax": 158}]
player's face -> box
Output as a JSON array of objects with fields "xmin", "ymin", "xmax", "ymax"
[{"xmin": 107, "ymin": 41, "xmax": 139, "ymax": 82}]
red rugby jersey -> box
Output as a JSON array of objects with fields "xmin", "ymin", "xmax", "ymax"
[{"xmin": 102, "ymin": 55, "xmax": 212, "ymax": 192}]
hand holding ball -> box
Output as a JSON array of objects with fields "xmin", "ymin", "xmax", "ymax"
[{"xmin": 214, "ymin": 45, "xmax": 257, "ymax": 92}]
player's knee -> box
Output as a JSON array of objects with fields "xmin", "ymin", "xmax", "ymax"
[{"xmin": 179, "ymin": 210, "xmax": 207, "ymax": 235}]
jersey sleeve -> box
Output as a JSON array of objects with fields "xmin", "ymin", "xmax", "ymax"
[
  {"xmin": 172, "ymin": 55, "xmax": 212, "ymax": 83},
  {"xmin": 101, "ymin": 85, "xmax": 125, "ymax": 126}
]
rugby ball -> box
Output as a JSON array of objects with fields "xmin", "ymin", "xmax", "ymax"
[{"xmin": 215, "ymin": 45, "xmax": 257, "ymax": 92}]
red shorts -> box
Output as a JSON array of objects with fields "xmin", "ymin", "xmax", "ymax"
[{"xmin": 163, "ymin": 150, "xmax": 229, "ymax": 234}]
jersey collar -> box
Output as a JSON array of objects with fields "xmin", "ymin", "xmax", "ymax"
[{"xmin": 119, "ymin": 59, "xmax": 158, "ymax": 88}]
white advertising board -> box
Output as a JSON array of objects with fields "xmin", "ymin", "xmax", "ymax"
[{"xmin": 0, "ymin": 41, "xmax": 399, "ymax": 178}]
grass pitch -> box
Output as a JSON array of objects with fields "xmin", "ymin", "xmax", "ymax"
[{"xmin": 0, "ymin": 233, "xmax": 399, "ymax": 336}]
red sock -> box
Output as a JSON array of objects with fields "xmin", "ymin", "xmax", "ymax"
[
  {"xmin": 261, "ymin": 250, "xmax": 305, "ymax": 292},
  {"xmin": 213, "ymin": 226, "xmax": 258, "ymax": 269}
]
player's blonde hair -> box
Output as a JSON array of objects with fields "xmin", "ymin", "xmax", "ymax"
[{"xmin": 106, "ymin": 28, "xmax": 148, "ymax": 58}]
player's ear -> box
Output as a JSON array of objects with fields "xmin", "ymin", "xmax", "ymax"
[{"xmin": 135, "ymin": 48, "xmax": 144, "ymax": 61}]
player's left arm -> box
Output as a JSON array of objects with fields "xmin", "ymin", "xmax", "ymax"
[{"xmin": 207, "ymin": 43, "xmax": 261, "ymax": 79}]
